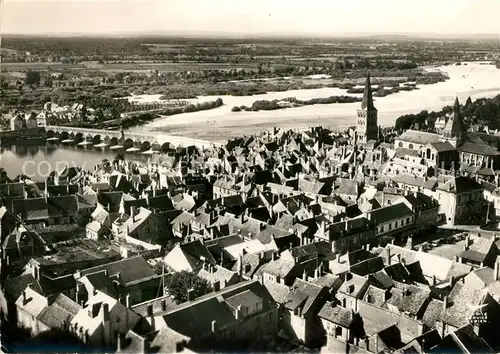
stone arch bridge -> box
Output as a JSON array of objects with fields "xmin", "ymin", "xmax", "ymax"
[{"xmin": 45, "ymin": 126, "xmax": 223, "ymax": 152}]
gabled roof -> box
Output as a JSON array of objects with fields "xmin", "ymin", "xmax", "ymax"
[
  {"xmin": 284, "ymin": 278, "xmax": 327, "ymax": 317},
  {"xmin": 178, "ymin": 239, "xmax": 217, "ymax": 269},
  {"xmin": 36, "ymin": 293, "xmax": 81, "ymax": 328}
]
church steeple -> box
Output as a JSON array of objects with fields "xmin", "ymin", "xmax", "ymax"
[
  {"xmin": 356, "ymin": 72, "xmax": 378, "ymax": 144},
  {"xmin": 443, "ymin": 96, "xmax": 465, "ymax": 147},
  {"xmin": 361, "ymin": 73, "xmax": 376, "ymax": 111}
]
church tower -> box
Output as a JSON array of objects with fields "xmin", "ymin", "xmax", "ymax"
[
  {"xmin": 356, "ymin": 73, "xmax": 378, "ymax": 144},
  {"xmin": 442, "ymin": 97, "xmax": 465, "ymax": 148}
]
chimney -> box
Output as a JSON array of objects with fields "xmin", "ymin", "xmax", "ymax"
[
  {"xmin": 464, "ymin": 235, "xmax": 470, "ymax": 250},
  {"xmin": 147, "ymin": 304, "xmax": 155, "ymax": 331},
  {"xmin": 238, "ymin": 254, "xmax": 243, "ymax": 276},
  {"xmin": 211, "ymin": 320, "xmax": 217, "ymax": 333},
  {"xmin": 302, "ymin": 269, "xmax": 307, "ymax": 281},
  {"xmin": 387, "ymin": 247, "xmax": 391, "ymax": 265},
  {"xmin": 22, "ymin": 289, "xmax": 27, "ymax": 304},
  {"xmin": 443, "ymin": 296, "xmax": 448, "ymax": 310},
  {"xmin": 271, "ymin": 251, "xmax": 276, "ymax": 261},
  {"xmin": 101, "ymin": 303, "xmax": 110, "ymax": 322},
  {"xmin": 336, "ymin": 253, "xmax": 341, "ymax": 262},
  {"xmin": 495, "ymin": 261, "xmax": 500, "ymax": 281},
  {"xmin": 161, "ymin": 299, "xmax": 167, "ymax": 311},
  {"xmin": 126, "ymin": 293, "xmax": 131, "ymax": 308},
  {"xmin": 117, "ymin": 334, "xmax": 122, "ymax": 352},
  {"xmin": 235, "ymin": 305, "xmax": 242, "ymax": 320},
  {"xmin": 187, "ymin": 288, "xmax": 194, "ymax": 302},
  {"xmin": 130, "ymin": 206, "xmax": 135, "ymax": 222}
]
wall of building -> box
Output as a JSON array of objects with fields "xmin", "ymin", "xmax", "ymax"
[{"xmin": 376, "ymin": 215, "xmax": 414, "ymax": 236}]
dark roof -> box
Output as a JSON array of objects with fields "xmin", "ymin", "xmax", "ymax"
[
  {"xmin": 328, "ymin": 217, "xmax": 374, "ymax": 240},
  {"xmin": 79, "ymin": 256, "xmax": 155, "ymax": 285},
  {"xmin": 368, "ymin": 203, "xmax": 413, "ymax": 224},
  {"xmin": 97, "ymin": 191, "xmax": 123, "ymax": 213},
  {"xmin": 350, "ymin": 257, "xmax": 385, "ymax": 277},
  {"xmin": 361, "ymin": 73, "xmax": 376, "ymax": 111},
  {"xmin": 178, "ymin": 240, "xmax": 217, "ymax": 269},
  {"xmin": 12, "ymin": 198, "xmax": 49, "ymax": 221},
  {"xmin": 430, "ymin": 141, "xmax": 455, "ymax": 152},
  {"xmin": 2, "ymin": 274, "xmax": 43, "ymax": 300},
  {"xmin": 436, "ymin": 176, "xmax": 483, "ymax": 194},
  {"xmin": 161, "ymin": 280, "xmax": 276, "ymax": 339}
]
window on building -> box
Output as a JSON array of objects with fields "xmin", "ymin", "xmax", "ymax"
[
  {"xmin": 409, "ymin": 144, "xmax": 414, "ymax": 149},
  {"xmin": 389, "ymin": 223, "xmax": 392, "ymax": 231},
  {"xmin": 406, "ymin": 218, "xmax": 410, "ymax": 224},
  {"xmin": 398, "ymin": 142, "xmax": 403, "ymax": 148},
  {"xmin": 335, "ymin": 326, "xmax": 343, "ymax": 337}
]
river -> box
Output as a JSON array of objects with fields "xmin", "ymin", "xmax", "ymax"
[
  {"xmin": 126, "ymin": 62, "xmax": 500, "ymax": 141},
  {"xmin": 1, "ymin": 61, "xmax": 499, "ymax": 180},
  {"xmin": 0, "ymin": 144, "xmax": 148, "ymax": 181}
]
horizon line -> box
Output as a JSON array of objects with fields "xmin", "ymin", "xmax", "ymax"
[{"xmin": 1, "ymin": 30, "xmax": 499, "ymax": 40}]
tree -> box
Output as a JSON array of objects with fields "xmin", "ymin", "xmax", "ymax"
[
  {"xmin": 164, "ymin": 271, "xmax": 211, "ymax": 304},
  {"xmin": 75, "ymin": 210, "xmax": 92, "ymax": 227},
  {"xmin": 25, "ymin": 70, "xmax": 41, "ymax": 87}
]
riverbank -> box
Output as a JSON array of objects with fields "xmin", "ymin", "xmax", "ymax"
[{"xmin": 127, "ymin": 62, "xmax": 500, "ymax": 142}]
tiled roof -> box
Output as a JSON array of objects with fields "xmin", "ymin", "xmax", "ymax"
[
  {"xmin": 284, "ymin": 278, "xmax": 327, "ymax": 316},
  {"xmin": 442, "ymin": 282, "xmax": 486, "ymax": 328},
  {"xmin": 36, "ymin": 293, "xmax": 80, "ymax": 328}
]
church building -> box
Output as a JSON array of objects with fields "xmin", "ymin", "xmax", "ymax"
[
  {"xmin": 394, "ymin": 97, "xmax": 500, "ymax": 174},
  {"xmin": 356, "ymin": 73, "xmax": 379, "ymax": 145}
]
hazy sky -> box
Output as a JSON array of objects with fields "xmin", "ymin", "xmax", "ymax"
[{"xmin": 2, "ymin": 0, "xmax": 500, "ymax": 35}]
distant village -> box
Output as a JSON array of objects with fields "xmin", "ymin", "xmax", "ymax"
[{"xmin": 3, "ymin": 75, "xmax": 500, "ymax": 353}]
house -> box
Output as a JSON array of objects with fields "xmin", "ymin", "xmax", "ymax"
[
  {"xmin": 336, "ymin": 272, "xmax": 370, "ymax": 312},
  {"xmin": 367, "ymin": 203, "xmax": 415, "ymax": 237},
  {"xmin": 318, "ymin": 302, "xmax": 364, "ymax": 352},
  {"xmin": 164, "ymin": 239, "xmax": 217, "ymax": 273},
  {"xmin": 198, "ymin": 263, "xmax": 241, "ymax": 290},
  {"xmin": 319, "ymin": 217, "xmax": 376, "ymax": 254},
  {"xmin": 282, "ymin": 278, "xmax": 331, "ymax": 346},
  {"xmin": 15, "ymin": 285, "xmax": 49, "ymax": 336},
  {"xmin": 112, "ymin": 206, "xmax": 169, "ymax": 245},
  {"xmin": 436, "ymin": 176, "xmax": 485, "ymax": 225},
  {"xmin": 1, "ymin": 224, "xmax": 46, "ymax": 264},
  {"xmin": 70, "ymin": 290, "xmax": 141, "ymax": 347},
  {"xmin": 75, "ymin": 256, "xmax": 157, "ymax": 307},
  {"xmin": 18, "ymin": 292, "xmax": 81, "ymax": 336},
  {"xmin": 148, "ymin": 280, "xmax": 279, "ymax": 353},
  {"xmin": 86, "ymin": 220, "xmax": 106, "ymax": 240},
  {"xmin": 401, "ymin": 192, "xmax": 440, "ymax": 231},
  {"xmin": 457, "ymin": 235, "xmax": 500, "ymax": 268}
]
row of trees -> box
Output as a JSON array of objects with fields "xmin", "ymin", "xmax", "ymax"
[{"xmin": 233, "ymin": 95, "xmax": 361, "ymax": 112}]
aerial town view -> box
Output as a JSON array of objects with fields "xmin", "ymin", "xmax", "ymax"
[{"xmin": 1, "ymin": 0, "xmax": 500, "ymax": 353}]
